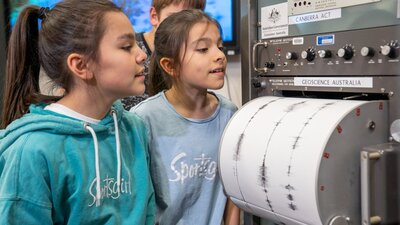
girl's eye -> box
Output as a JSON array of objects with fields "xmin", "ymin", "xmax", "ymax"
[
  {"xmin": 122, "ymin": 45, "xmax": 132, "ymax": 51},
  {"xmin": 196, "ymin": 48, "xmax": 208, "ymax": 53},
  {"xmin": 218, "ymin": 46, "xmax": 225, "ymax": 51}
]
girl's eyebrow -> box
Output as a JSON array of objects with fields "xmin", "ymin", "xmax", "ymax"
[
  {"xmin": 191, "ymin": 37, "xmax": 223, "ymax": 45},
  {"xmin": 117, "ymin": 33, "xmax": 136, "ymax": 42},
  {"xmin": 192, "ymin": 37, "xmax": 211, "ymax": 45}
]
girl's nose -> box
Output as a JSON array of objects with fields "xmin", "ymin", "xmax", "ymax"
[
  {"xmin": 216, "ymin": 54, "xmax": 226, "ymax": 64},
  {"xmin": 136, "ymin": 45, "xmax": 147, "ymax": 63},
  {"xmin": 216, "ymin": 47, "xmax": 226, "ymax": 63}
]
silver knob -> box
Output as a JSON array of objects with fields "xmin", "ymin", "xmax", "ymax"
[
  {"xmin": 301, "ymin": 49, "xmax": 316, "ymax": 61},
  {"xmin": 286, "ymin": 52, "xmax": 297, "ymax": 60},
  {"xmin": 337, "ymin": 46, "xmax": 354, "ymax": 60},
  {"xmin": 381, "ymin": 45, "xmax": 392, "ymax": 56},
  {"xmin": 360, "ymin": 47, "xmax": 374, "ymax": 57},
  {"xmin": 318, "ymin": 50, "xmax": 332, "ymax": 58}
]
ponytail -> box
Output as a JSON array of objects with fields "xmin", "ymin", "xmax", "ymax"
[
  {"xmin": 1, "ymin": 6, "xmax": 41, "ymax": 128},
  {"xmin": 1, "ymin": 1, "xmax": 122, "ymax": 128}
]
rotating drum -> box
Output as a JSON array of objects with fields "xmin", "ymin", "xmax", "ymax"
[{"xmin": 219, "ymin": 97, "xmax": 388, "ymax": 225}]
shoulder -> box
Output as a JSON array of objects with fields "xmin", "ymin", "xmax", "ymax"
[
  {"xmin": 214, "ymin": 93, "xmax": 238, "ymax": 113},
  {"xmin": 0, "ymin": 132, "xmax": 53, "ymax": 207},
  {"xmin": 1, "ymin": 125, "xmax": 66, "ymax": 156},
  {"xmin": 120, "ymin": 110, "xmax": 149, "ymax": 139},
  {"xmin": 122, "ymin": 110, "xmax": 146, "ymax": 126},
  {"xmin": 130, "ymin": 93, "xmax": 166, "ymax": 117},
  {"xmin": 128, "ymin": 93, "xmax": 175, "ymax": 138}
]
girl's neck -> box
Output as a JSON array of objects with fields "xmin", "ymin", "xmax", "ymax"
[
  {"xmin": 57, "ymin": 91, "xmax": 113, "ymax": 120},
  {"xmin": 165, "ymin": 87, "xmax": 218, "ymax": 119}
]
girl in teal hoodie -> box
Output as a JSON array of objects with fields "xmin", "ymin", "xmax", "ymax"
[{"xmin": 0, "ymin": 0, "xmax": 155, "ymax": 224}]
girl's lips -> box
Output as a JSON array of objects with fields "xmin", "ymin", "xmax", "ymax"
[
  {"xmin": 210, "ymin": 68, "xmax": 225, "ymax": 76},
  {"xmin": 210, "ymin": 68, "xmax": 225, "ymax": 73},
  {"xmin": 134, "ymin": 71, "xmax": 145, "ymax": 77}
]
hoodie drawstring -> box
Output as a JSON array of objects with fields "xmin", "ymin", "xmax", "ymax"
[
  {"xmin": 111, "ymin": 110, "xmax": 122, "ymax": 193},
  {"xmin": 84, "ymin": 110, "xmax": 122, "ymax": 207},
  {"xmin": 84, "ymin": 123, "xmax": 101, "ymax": 207}
]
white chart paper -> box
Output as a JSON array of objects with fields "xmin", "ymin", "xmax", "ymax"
[{"xmin": 219, "ymin": 97, "xmax": 368, "ymax": 225}]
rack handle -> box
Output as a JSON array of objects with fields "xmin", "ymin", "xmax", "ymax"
[
  {"xmin": 252, "ymin": 41, "xmax": 268, "ymax": 74},
  {"xmin": 360, "ymin": 151, "xmax": 382, "ymax": 225}
]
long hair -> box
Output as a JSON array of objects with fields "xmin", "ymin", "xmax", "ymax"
[
  {"xmin": 1, "ymin": 0, "xmax": 121, "ymax": 128},
  {"xmin": 148, "ymin": 9, "xmax": 221, "ymax": 96}
]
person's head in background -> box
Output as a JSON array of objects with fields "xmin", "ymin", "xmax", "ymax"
[
  {"xmin": 149, "ymin": 9, "xmax": 226, "ymax": 97},
  {"xmin": 144, "ymin": 0, "xmax": 206, "ymax": 51},
  {"xmin": 1, "ymin": 0, "xmax": 146, "ymax": 128}
]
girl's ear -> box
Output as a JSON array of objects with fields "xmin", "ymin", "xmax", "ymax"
[
  {"xmin": 159, "ymin": 57, "xmax": 176, "ymax": 76},
  {"xmin": 66, "ymin": 53, "xmax": 93, "ymax": 80},
  {"xmin": 149, "ymin": 7, "xmax": 160, "ymax": 27}
]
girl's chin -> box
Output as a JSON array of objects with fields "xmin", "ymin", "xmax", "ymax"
[{"xmin": 132, "ymin": 87, "xmax": 145, "ymax": 96}]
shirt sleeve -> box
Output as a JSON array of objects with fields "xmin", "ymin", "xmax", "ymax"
[
  {"xmin": 0, "ymin": 199, "xmax": 52, "ymax": 225},
  {"xmin": 0, "ymin": 135, "xmax": 53, "ymax": 224}
]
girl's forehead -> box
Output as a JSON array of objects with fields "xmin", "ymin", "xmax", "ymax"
[
  {"xmin": 188, "ymin": 21, "xmax": 217, "ymax": 34},
  {"xmin": 102, "ymin": 12, "xmax": 134, "ymax": 38},
  {"xmin": 187, "ymin": 22, "xmax": 221, "ymax": 41}
]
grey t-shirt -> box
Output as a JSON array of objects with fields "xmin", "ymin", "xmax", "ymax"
[{"xmin": 131, "ymin": 91, "xmax": 238, "ymax": 225}]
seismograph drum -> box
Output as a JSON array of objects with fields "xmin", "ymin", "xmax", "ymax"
[{"xmin": 219, "ymin": 97, "xmax": 388, "ymax": 225}]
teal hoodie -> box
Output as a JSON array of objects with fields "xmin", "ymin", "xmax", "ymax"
[{"xmin": 0, "ymin": 102, "xmax": 155, "ymax": 225}]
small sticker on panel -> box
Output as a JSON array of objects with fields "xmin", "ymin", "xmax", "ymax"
[
  {"xmin": 316, "ymin": 35, "xmax": 335, "ymax": 46},
  {"xmin": 292, "ymin": 37, "xmax": 304, "ymax": 45}
]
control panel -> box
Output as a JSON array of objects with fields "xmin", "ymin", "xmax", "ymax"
[{"xmin": 254, "ymin": 25, "xmax": 400, "ymax": 76}]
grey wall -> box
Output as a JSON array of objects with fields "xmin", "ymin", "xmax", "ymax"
[{"xmin": 0, "ymin": 1, "xmax": 7, "ymax": 114}]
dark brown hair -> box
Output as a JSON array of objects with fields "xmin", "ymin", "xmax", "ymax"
[
  {"xmin": 151, "ymin": 0, "xmax": 206, "ymax": 15},
  {"xmin": 148, "ymin": 9, "xmax": 221, "ymax": 96},
  {"xmin": 1, "ymin": 0, "xmax": 121, "ymax": 128}
]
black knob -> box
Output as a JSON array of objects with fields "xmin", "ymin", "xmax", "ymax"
[
  {"xmin": 252, "ymin": 80, "xmax": 266, "ymax": 88},
  {"xmin": 301, "ymin": 49, "xmax": 316, "ymax": 62},
  {"xmin": 265, "ymin": 62, "xmax": 275, "ymax": 69},
  {"xmin": 381, "ymin": 45, "xmax": 398, "ymax": 59},
  {"xmin": 337, "ymin": 46, "xmax": 354, "ymax": 60},
  {"xmin": 286, "ymin": 52, "xmax": 298, "ymax": 60},
  {"xmin": 253, "ymin": 82, "xmax": 261, "ymax": 88},
  {"xmin": 360, "ymin": 47, "xmax": 374, "ymax": 57},
  {"xmin": 318, "ymin": 50, "xmax": 332, "ymax": 58}
]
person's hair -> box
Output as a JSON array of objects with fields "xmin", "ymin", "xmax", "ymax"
[
  {"xmin": 1, "ymin": 0, "xmax": 122, "ymax": 128},
  {"xmin": 151, "ymin": 0, "xmax": 206, "ymax": 15},
  {"xmin": 148, "ymin": 9, "xmax": 221, "ymax": 96}
]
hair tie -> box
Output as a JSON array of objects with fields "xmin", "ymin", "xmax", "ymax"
[{"xmin": 38, "ymin": 7, "xmax": 50, "ymax": 20}]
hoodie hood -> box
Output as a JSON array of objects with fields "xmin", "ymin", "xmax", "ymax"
[
  {"xmin": 0, "ymin": 101, "xmax": 126, "ymax": 206},
  {"xmin": 0, "ymin": 101, "xmax": 125, "ymax": 151}
]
